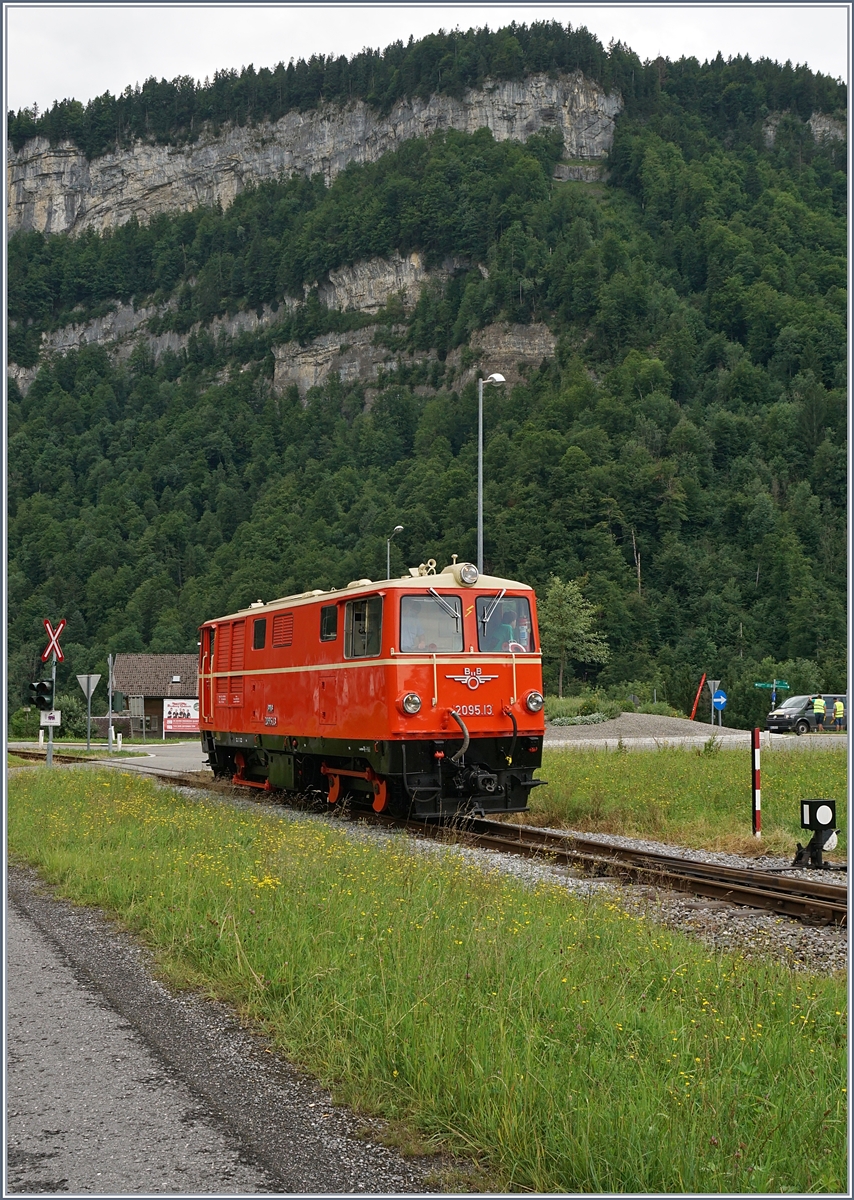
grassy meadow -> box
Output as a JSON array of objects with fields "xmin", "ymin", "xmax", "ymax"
[
  {"xmin": 533, "ymin": 745, "xmax": 848, "ymax": 858},
  {"xmin": 7, "ymin": 767, "xmax": 846, "ymax": 1193}
]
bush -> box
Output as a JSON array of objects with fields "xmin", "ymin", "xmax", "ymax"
[
  {"xmin": 635, "ymin": 701, "xmax": 684, "ymax": 717},
  {"xmin": 550, "ymin": 713, "xmax": 611, "ymax": 726},
  {"xmin": 53, "ymin": 692, "xmax": 89, "ymax": 738},
  {"xmin": 9, "ymin": 707, "xmax": 39, "ymax": 738},
  {"xmin": 545, "ymin": 694, "xmax": 622, "ymax": 722}
]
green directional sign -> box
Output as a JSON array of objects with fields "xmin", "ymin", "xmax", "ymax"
[
  {"xmin": 754, "ymin": 680, "xmax": 790, "ymax": 689},
  {"xmin": 754, "ymin": 683, "xmax": 773, "ymax": 688}
]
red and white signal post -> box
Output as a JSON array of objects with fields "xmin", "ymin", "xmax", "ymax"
[
  {"xmin": 41, "ymin": 618, "xmax": 66, "ymax": 766},
  {"xmin": 751, "ymin": 727, "xmax": 761, "ymax": 838}
]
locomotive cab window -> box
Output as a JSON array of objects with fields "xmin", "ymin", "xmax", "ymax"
[
  {"xmin": 320, "ymin": 605, "xmax": 338, "ymax": 641},
  {"xmin": 476, "ymin": 595, "xmax": 535, "ymax": 653},
  {"xmin": 400, "ymin": 594, "xmax": 463, "ymax": 652},
  {"xmin": 253, "ymin": 617, "xmax": 267, "ymax": 650},
  {"xmin": 344, "ymin": 596, "xmax": 382, "ymax": 658}
]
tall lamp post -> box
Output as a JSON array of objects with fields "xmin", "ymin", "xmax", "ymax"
[
  {"xmin": 387, "ymin": 525, "xmax": 404, "ymax": 578},
  {"xmin": 477, "ymin": 372, "xmax": 506, "ymax": 573}
]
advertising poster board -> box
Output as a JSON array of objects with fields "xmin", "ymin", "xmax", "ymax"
[{"xmin": 163, "ymin": 698, "xmax": 200, "ymax": 734}]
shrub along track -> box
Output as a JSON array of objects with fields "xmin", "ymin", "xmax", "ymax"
[{"xmin": 82, "ymin": 761, "xmax": 847, "ymax": 929}]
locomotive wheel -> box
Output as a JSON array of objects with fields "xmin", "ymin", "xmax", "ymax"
[{"xmin": 371, "ymin": 777, "xmax": 388, "ymax": 813}]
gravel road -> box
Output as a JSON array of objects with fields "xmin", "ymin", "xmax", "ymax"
[{"xmin": 6, "ymin": 865, "xmax": 451, "ymax": 1195}]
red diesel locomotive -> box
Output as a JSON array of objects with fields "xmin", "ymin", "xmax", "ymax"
[{"xmin": 198, "ymin": 559, "xmax": 545, "ymax": 819}]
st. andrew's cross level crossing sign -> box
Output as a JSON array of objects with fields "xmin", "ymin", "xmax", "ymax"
[{"xmin": 42, "ymin": 618, "xmax": 66, "ymax": 662}]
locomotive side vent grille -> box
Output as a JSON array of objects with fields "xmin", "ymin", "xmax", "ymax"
[
  {"xmin": 214, "ymin": 623, "xmax": 231, "ymax": 672},
  {"xmin": 273, "ymin": 612, "xmax": 294, "ymax": 648},
  {"xmin": 230, "ymin": 621, "xmax": 245, "ymax": 670}
]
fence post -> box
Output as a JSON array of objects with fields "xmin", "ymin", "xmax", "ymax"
[{"xmin": 752, "ymin": 727, "xmax": 761, "ymax": 838}]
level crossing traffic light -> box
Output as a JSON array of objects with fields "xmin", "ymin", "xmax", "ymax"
[{"xmin": 29, "ymin": 680, "xmax": 54, "ymax": 710}]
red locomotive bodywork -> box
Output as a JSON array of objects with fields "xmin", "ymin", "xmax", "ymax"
[{"xmin": 198, "ymin": 563, "xmax": 545, "ymax": 818}]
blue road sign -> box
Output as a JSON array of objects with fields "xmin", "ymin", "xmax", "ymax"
[{"xmin": 713, "ymin": 689, "xmax": 727, "ymax": 710}]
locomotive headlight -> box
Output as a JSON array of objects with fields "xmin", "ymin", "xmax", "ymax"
[
  {"xmin": 524, "ymin": 690, "xmax": 544, "ymax": 713},
  {"xmin": 459, "ymin": 562, "xmax": 479, "ymax": 585},
  {"xmin": 400, "ymin": 692, "xmax": 422, "ymax": 715}
]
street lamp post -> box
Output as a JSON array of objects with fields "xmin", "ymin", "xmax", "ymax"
[
  {"xmin": 477, "ymin": 372, "xmax": 506, "ymax": 573},
  {"xmin": 387, "ymin": 525, "xmax": 404, "ymax": 578}
]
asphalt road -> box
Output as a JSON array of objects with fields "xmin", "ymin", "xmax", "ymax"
[
  {"xmin": 6, "ymin": 892, "xmax": 276, "ymax": 1195},
  {"xmin": 6, "ymin": 867, "xmax": 444, "ymax": 1195}
]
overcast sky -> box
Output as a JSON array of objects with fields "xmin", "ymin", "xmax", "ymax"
[{"xmin": 4, "ymin": 3, "xmax": 850, "ymax": 115}]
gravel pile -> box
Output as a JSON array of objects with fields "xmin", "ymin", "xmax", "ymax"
[
  {"xmin": 544, "ymin": 711, "xmax": 747, "ymax": 742},
  {"xmin": 544, "ymin": 710, "xmax": 848, "ymax": 749}
]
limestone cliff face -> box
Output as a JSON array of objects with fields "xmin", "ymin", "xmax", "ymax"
[
  {"xmin": 317, "ymin": 251, "xmax": 465, "ymax": 312},
  {"xmin": 9, "ymin": 250, "xmax": 460, "ymax": 394},
  {"xmin": 763, "ymin": 110, "xmax": 846, "ymax": 147},
  {"xmin": 272, "ymin": 322, "xmax": 557, "ymax": 399},
  {"xmin": 10, "ymin": 249, "xmax": 557, "ymax": 399},
  {"xmin": 7, "ymin": 73, "xmax": 622, "ymax": 236}
]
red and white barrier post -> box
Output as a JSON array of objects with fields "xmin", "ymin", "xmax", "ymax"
[{"xmin": 751, "ymin": 728, "xmax": 761, "ymax": 838}]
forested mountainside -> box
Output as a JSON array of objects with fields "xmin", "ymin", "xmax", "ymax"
[{"xmin": 7, "ymin": 23, "xmax": 848, "ymax": 727}]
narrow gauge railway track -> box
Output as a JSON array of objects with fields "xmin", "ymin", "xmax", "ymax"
[
  {"xmin": 60, "ymin": 762, "xmax": 849, "ymax": 927},
  {"xmin": 10, "ymin": 748, "xmax": 110, "ymax": 765},
  {"xmin": 423, "ymin": 816, "xmax": 848, "ymax": 927}
]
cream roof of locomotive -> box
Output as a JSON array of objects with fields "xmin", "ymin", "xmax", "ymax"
[{"xmin": 206, "ymin": 569, "xmax": 532, "ymax": 624}]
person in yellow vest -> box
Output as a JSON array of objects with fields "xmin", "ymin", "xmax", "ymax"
[
  {"xmin": 833, "ymin": 697, "xmax": 845, "ymax": 732},
  {"xmin": 811, "ymin": 694, "xmax": 826, "ymax": 732}
]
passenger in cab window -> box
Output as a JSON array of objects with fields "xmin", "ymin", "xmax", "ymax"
[{"xmin": 477, "ymin": 596, "xmax": 534, "ymax": 652}]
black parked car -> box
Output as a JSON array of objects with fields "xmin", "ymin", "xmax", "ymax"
[{"xmin": 765, "ymin": 694, "xmax": 847, "ymax": 734}]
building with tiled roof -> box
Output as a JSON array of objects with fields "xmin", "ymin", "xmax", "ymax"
[
  {"xmin": 112, "ymin": 654, "xmax": 198, "ymax": 738},
  {"xmin": 112, "ymin": 654, "xmax": 198, "ymax": 698}
]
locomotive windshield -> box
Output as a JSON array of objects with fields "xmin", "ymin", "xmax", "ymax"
[
  {"xmin": 476, "ymin": 595, "xmax": 534, "ymax": 652},
  {"xmin": 400, "ymin": 594, "xmax": 463, "ymax": 652}
]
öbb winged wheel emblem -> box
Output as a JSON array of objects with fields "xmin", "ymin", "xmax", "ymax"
[{"xmin": 446, "ymin": 667, "xmax": 499, "ymax": 691}]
